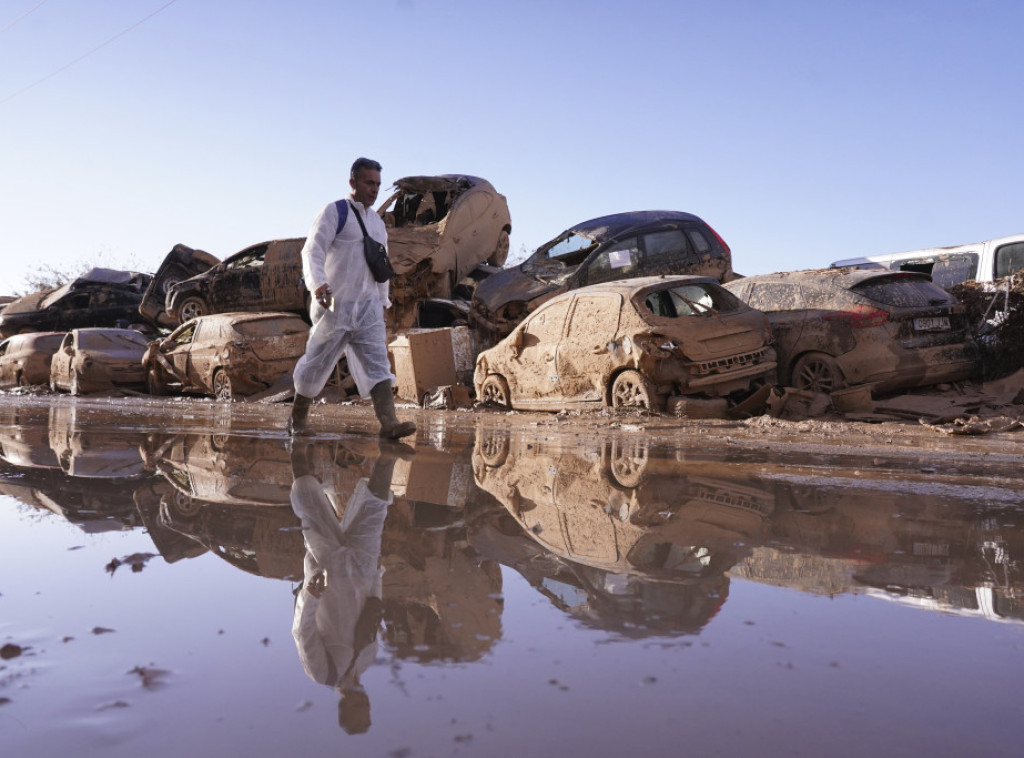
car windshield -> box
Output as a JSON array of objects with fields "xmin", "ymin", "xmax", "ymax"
[
  {"xmin": 78, "ymin": 331, "xmax": 148, "ymax": 350},
  {"xmin": 851, "ymin": 275, "xmax": 956, "ymax": 308},
  {"xmin": 235, "ymin": 318, "xmax": 306, "ymax": 338},
  {"xmin": 527, "ymin": 231, "xmax": 600, "ymax": 267},
  {"xmin": 642, "ymin": 283, "xmax": 741, "ymax": 318}
]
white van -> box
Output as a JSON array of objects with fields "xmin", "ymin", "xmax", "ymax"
[{"xmin": 832, "ymin": 234, "xmax": 1024, "ymax": 289}]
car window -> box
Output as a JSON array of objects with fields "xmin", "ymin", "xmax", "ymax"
[
  {"xmin": 644, "ymin": 283, "xmax": 739, "ymax": 318},
  {"xmin": 60, "ymin": 293, "xmax": 91, "ymax": 311},
  {"xmin": 225, "ymin": 247, "xmax": 268, "ymax": 270},
  {"xmin": 522, "ymin": 299, "xmax": 571, "ymax": 346},
  {"xmin": 567, "ymin": 294, "xmax": 621, "ymax": 338},
  {"xmin": 584, "ymin": 238, "xmax": 639, "ymax": 285},
  {"xmin": 995, "ymin": 242, "xmax": 1024, "ymax": 279},
  {"xmin": 851, "ymin": 276, "xmax": 956, "ymax": 307},
  {"xmin": 686, "ymin": 227, "xmax": 712, "ymax": 254},
  {"xmin": 742, "ymin": 282, "xmax": 804, "ymax": 312},
  {"xmin": 895, "ymin": 254, "xmax": 979, "ymax": 288},
  {"xmin": 643, "ymin": 230, "xmax": 688, "ymax": 263},
  {"xmin": 170, "ymin": 322, "xmax": 198, "ymax": 346},
  {"xmin": 541, "ymin": 232, "xmax": 599, "ymax": 264}
]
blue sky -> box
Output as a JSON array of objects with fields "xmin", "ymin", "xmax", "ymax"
[{"xmin": 1, "ymin": 0, "xmax": 1022, "ymax": 294}]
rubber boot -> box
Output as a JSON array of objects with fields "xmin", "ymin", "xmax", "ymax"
[
  {"xmin": 370, "ymin": 380, "xmax": 416, "ymax": 440},
  {"xmin": 289, "ymin": 393, "xmax": 314, "ymax": 436}
]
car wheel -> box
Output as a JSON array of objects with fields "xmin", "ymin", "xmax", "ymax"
[
  {"xmin": 791, "ymin": 352, "xmax": 845, "ymax": 393},
  {"xmin": 178, "ymin": 296, "xmax": 208, "ymax": 322},
  {"xmin": 14, "ymin": 370, "xmax": 24, "ymax": 388},
  {"xmin": 610, "ymin": 370, "xmax": 661, "ymax": 411},
  {"xmin": 488, "ymin": 230, "xmax": 510, "ymax": 267},
  {"xmin": 609, "ymin": 437, "xmax": 649, "ymax": 489},
  {"xmin": 478, "ymin": 430, "xmax": 511, "ymax": 468},
  {"xmin": 146, "ymin": 368, "xmax": 167, "ymax": 396},
  {"xmin": 213, "ymin": 369, "xmax": 234, "ymax": 401},
  {"xmin": 162, "ymin": 491, "xmax": 202, "ymax": 521},
  {"xmin": 479, "ymin": 374, "xmax": 511, "ymax": 409}
]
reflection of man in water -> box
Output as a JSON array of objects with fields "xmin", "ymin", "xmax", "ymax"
[{"xmin": 289, "ymin": 442, "xmax": 402, "ymax": 734}]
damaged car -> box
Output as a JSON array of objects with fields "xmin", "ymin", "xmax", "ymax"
[
  {"xmin": 473, "ymin": 275, "xmax": 776, "ymax": 412},
  {"xmin": 165, "ymin": 239, "xmax": 309, "ymax": 325},
  {"xmin": 0, "ymin": 268, "xmax": 152, "ymax": 339},
  {"xmin": 470, "ymin": 210, "xmax": 734, "ymax": 341},
  {"xmin": 49, "ymin": 328, "xmax": 151, "ymax": 395},
  {"xmin": 723, "ymin": 268, "xmax": 979, "ymax": 393},
  {"xmin": 143, "ymin": 312, "xmax": 310, "ymax": 400},
  {"xmin": 0, "ymin": 331, "xmax": 66, "ymax": 388},
  {"xmin": 378, "ymin": 175, "xmax": 511, "ymax": 327},
  {"xmin": 139, "ymin": 244, "xmax": 221, "ymax": 328}
]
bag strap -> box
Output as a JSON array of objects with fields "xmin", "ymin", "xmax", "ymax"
[
  {"xmin": 333, "ymin": 199, "xmax": 349, "ymax": 235},
  {"xmin": 347, "ymin": 199, "xmax": 373, "ymax": 240}
]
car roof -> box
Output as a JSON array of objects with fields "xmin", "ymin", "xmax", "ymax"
[
  {"xmin": 393, "ymin": 174, "xmax": 492, "ymax": 193},
  {"xmin": 566, "ymin": 210, "xmax": 705, "ymax": 241},
  {"xmin": 727, "ymin": 266, "xmax": 933, "ymax": 288},
  {"xmin": 191, "ymin": 311, "xmax": 304, "ymax": 325}
]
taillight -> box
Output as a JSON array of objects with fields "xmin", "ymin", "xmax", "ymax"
[
  {"xmin": 823, "ymin": 305, "xmax": 889, "ymax": 327},
  {"xmin": 705, "ymin": 222, "xmax": 731, "ymax": 255}
]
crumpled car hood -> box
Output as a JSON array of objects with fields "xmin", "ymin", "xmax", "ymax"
[{"xmin": 473, "ymin": 265, "xmax": 559, "ymax": 311}]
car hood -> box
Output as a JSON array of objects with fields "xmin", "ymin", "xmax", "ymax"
[
  {"xmin": 2, "ymin": 289, "xmax": 56, "ymax": 315},
  {"xmin": 473, "ymin": 264, "xmax": 560, "ymax": 311}
]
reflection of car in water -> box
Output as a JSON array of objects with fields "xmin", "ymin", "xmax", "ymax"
[
  {"xmin": 471, "ymin": 429, "xmax": 773, "ymax": 635},
  {"xmin": 474, "ymin": 276, "xmax": 776, "ymax": 412}
]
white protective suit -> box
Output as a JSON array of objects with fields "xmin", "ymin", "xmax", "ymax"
[
  {"xmin": 292, "ymin": 198, "xmax": 395, "ymax": 398},
  {"xmin": 291, "ymin": 473, "xmax": 391, "ymax": 691}
]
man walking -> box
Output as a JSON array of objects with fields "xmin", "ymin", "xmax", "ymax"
[{"xmin": 290, "ymin": 157, "xmax": 415, "ymax": 439}]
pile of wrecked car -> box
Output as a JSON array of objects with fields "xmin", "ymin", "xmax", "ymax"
[{"xmin": 1, "ymin": 177, "xmax": 1022, "ymax": 425}]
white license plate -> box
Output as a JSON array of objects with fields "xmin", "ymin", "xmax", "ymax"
[{"xmin": 914, "ymin": 316, "xmax": 950, "ymax": 332}]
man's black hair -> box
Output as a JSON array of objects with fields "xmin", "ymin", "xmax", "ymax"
[{"xmin": 350, "ymin": 157, "xmax": 382, "ymax": 180}]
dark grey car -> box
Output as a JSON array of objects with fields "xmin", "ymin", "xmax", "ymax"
[{"xmin": 469, "ymin": 210, "xmax": 734, "ymax": 340}]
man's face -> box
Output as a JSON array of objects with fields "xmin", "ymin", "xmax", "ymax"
[{"xmin": 350, "ymin": 168, "xmax": 381, "ymax": 207}]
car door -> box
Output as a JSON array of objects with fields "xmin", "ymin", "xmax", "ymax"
[
  {"xmin": 511, "ymin": 297, "xmax": 572, "ymax": 406},
  {"xmin": 557, "ymin": 293, "xmax": 623, "ymax": 404},
  {"xmin": 579, "ymin": 236, "xmax": 640, "ymax": 286}
]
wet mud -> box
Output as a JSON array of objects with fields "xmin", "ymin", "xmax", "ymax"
[{"xmin": 1, "ymin": 393, "xmax": 1023, "ymax": 757}]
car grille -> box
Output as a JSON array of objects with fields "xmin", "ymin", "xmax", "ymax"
[{"xmin": 691, "ymin": 347, "xmax": 771, "ymax": 376}]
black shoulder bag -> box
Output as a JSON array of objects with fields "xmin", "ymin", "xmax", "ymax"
[{"xmin": 348, "ymin": 200, "xmax": 396, "ymax": 283}]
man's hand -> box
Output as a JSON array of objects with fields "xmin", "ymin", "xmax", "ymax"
[{"xmin": 315, "ymin": 284, "xmax": 332, "ymax": 309}]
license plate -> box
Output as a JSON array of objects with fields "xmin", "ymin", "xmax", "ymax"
[{"xmin": 914, "ymin": 316, "xmax": 950, "ymax": 332}]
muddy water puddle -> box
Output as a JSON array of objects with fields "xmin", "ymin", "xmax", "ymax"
[{"xmin": 1, "ymin": 395, "xmax": 1023, "ymax": 757}]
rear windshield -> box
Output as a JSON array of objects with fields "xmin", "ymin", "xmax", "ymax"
[
  {"xmin": 643, "ymin": 282, "xmax": 741, "ymax": 318},
  {"xmin": 235, "ymin": 318, "xmax": 306, "ymax": 338},
  {"xmin": 851, "ymin": 276, "xmax": 956, "ymax": 307},
  {"xmin": 78, "ymin": 331, "xmax": 149, "ymax": 349}
]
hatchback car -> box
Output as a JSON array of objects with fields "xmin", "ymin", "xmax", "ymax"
[
  {"xmin": 143, "ymin": 312, "xmax": 310, "ymax": 400},
  {"xmin": 49, "ymin": 328, "xmax": 151, "ymax": 395},
  {"xmin": 165, "ymin": 239, "xmax": 309, "ymax": 325},
  {"xmin": 473, "ymin": 276, "xmax": 776, "ymax": 412},
  {"xmin": 0, "ymin": 269, "xmax": 152, "ymax": 339},
  {"xmin": 470, "ymin": 210, "xmax": 734, "ymax": 340},
  {"xmin": 723, "ymin": 268, "xmax": 979, "ymax": 393},
  {"xmin": 0, "ymin": 331, "xmax": 66, "ymax": 388}
]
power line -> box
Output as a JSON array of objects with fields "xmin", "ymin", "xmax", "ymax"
[
  {"xmin": 0, "ymin": 0, "xmax": 52, "ymax": 34},
  {"xmin": 0, "ymin": 0, "xmax": 179, "ymax": 106}
]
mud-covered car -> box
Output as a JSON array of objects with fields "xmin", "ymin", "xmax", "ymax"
[
  {"xmin": 49, "ymin": 328, "xmax": 151, "ymax": 395},
  {"xmin": 723, "ymin": 268, "xmax": 979, "ymax": 393},
  {"xmin": 0, "ymin": 269, "xmax": 152, "ymax": 339},
  {"xmin": 0, "ymin": 331, "xmax": 66, "ymax": 388},
  {"xmin": 143, "ymin": 312, "xmax": 310, "ymax": 400},
  {"xmin": 473, "ymin": 275, "xmax": 775, "ymax": 412},
  {"xmin": 378, "ymin": 175, "xmax": 511, "ymax": 325},
  {"xmin": 165, "ymin": 239, "xmax": 308, "ymax": 325},
  {"xmin": 470, "ymin": 210, "xmax": 734, "ymax": 341},
  {"xmin": 139, "ymin": 244, "xmax": 221, "ymax": 328}
]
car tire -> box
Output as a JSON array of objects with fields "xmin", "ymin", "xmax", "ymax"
[
  {"xmin": 479, "ymin": 374, "xmax": 511, "ymax": 409},
  {"xmin": 478, "ymin": 430, "xmax": 511, "ymax": 468},
  {"xmin": 791, "ymin": 352, "xmax": 845, "ymax": 393},
  {"xmin": 610, "ymin": 369, "xmax": 661, "ymax": 411},
  {"xmin": 609, "ymin": 437, "xmax": 649, "ymax": 489},
  {"xmin": 213, "ymin": 369, "xmax": 234, "ymax": 401},
  {"xmin": 488, "ymin": 230, "xmax": 510, "ymax": 267},
  {"xmin": 178, "ymin": 296, "xmax": 208, "ymax": 323}
]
